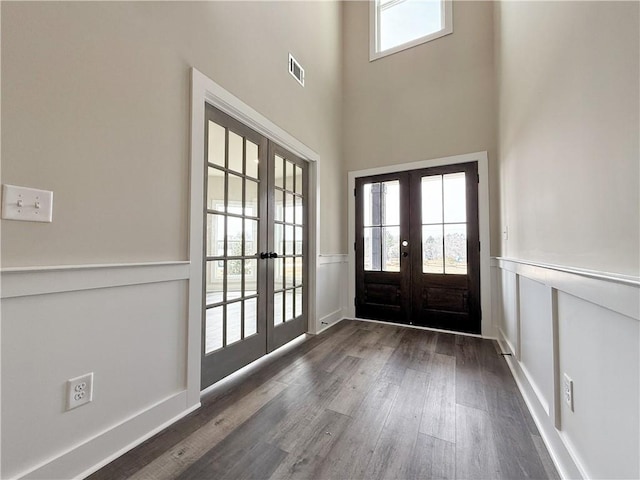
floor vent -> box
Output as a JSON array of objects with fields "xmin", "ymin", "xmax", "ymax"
[{"xmin": 288, "ymin": 53, "xmax": 304, "ymax": 87}]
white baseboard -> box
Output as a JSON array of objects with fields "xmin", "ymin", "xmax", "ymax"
[
  {"xmin": 316, "ymin": 309, "xmax": 346, "ymax": 334},
  {"xmin": 351, "ymin": 316, "xmax": 495, "ymax": 340},
  {"xmin": 497, "ymin": 335, "xmax": 585, "ymax": 480},
  {"xmin": 17, "ymin": 392, "xmax": 198, "ymax": 480}
]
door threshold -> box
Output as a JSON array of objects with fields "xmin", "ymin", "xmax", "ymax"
[
  {"xmin": 200, "ymin": 333, "xmax": 310, "ymax": 398},
  {"xmin": 351, "ymin": 316, "xmax": 493, "ymax": 340}
]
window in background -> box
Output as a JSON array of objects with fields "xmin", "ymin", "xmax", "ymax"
[{"xmin": 370, "ymin": 0, "xmax": 453, "ymax": 60}]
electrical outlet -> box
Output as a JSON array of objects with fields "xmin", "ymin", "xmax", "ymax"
[
  {"xmin": 563, "ymin": 373, "xmax": 573, "ymax": 412},
  {"xmin": 67, "ymin": 373, "xmax": 93, "ymax": 411}
]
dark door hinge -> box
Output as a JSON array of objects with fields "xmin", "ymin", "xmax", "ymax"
[
  {"xmin": 354, "ymin": 241, "xmax": 356, "ymax": 251},
  {"xmin": 354, "ymin": 188, "xmax": 357, "ymax": 196},
  {"xmin": 477, "ymin": 174, "xmax": 480, "ymax": 183},
  {"xmin": 354, "ymin": 297, "xmax": 357, "ymax": 307}
]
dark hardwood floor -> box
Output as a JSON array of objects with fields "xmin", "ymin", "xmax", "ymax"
[{"xmin": 89, "ymin": 320, "xmax": 559, "ymax": 480}]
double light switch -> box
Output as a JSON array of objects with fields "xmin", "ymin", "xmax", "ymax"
[{"xmin": 2, "ymin": 184, "xmax": 54, "ymax": 222}]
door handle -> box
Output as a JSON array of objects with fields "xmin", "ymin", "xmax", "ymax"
[
  {"xmin": 402, "ymin": 252, "xmax": 409, "ymax": 257},
  {"xmin": 269, "ymin": 252, "xmax": 279, "ymax": 259},
  {"xmin": 260, "ymin": 252, "xmax": 269, "ymax": 259}
]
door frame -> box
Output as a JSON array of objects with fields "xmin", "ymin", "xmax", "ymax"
[
  {"xmin": 348, "ymin": 151, "xmax": 493, "ymax": 337},
  {"xmin": 187, "ymin": 68, "xmax": 319, "ymax": 406}
]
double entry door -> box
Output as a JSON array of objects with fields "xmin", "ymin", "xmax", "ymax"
[
  {"xmin": 355, "ymin": 162, "xmax": 481, "ymax": 334},
  {"xmin": 202, "ymin": 105, "xmax": 308, "ymax": 389}
]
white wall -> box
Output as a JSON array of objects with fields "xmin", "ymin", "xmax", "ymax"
[
  {"xmin": 1, "ymin": 1, "xmax": 344, "ymax": 264},
  {"xmin": 495, "ymin": 1, "xmax": 640, "ymax": 276},
  {"xmin": 1, "ymin": 2, "xmax": 344, "ymax": 478}
]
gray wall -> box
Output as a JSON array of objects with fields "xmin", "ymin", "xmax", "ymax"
[
  {"xmin": 495, "ymin": 1, "xmax": 639, "ymax": 275},
  {"xmin": 1, "ymin": 1, "xmax": 345, "ymax": 268},
  {"xmin": 342, "ymin": 0, "xmax": 498, "ymax": 252}
]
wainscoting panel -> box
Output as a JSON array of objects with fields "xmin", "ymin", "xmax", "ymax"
[
  {"xmin": 499, "ymin": 268, "xmax": 519, "ymax": 356},
  {"xmin": 1, "ymin": 264, "xmax": 193, "ymax": 480},
  {"xmin": 493, "ymin": 257, "xmax": 640, "ymax": 480},
  {"xmin": 315, "ymin": 255, "xmax": 348, "ymax": 333},
  {"xmin": 556, "ymin": 292, "xmax": 639, "ymax": 479},
  {"xmin": 518, "ymin": 276, "xmax": 554, "ymax": 416}
]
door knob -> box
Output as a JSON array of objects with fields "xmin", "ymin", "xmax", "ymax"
[{"xmin": 402, "ymin": 252, "xmax": 409, "ymax": 257}]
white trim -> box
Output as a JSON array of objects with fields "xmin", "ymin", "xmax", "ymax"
[
  {"xmin": 192, "ymin": 69, "xmax": 319, "ymax": 163},
  {"xmin": 495, "ymin": 257, "xmax": 640, "ymax": 321},
  {"xmin": 189, "ymin": 68, "xmax": 320, "ymax": 402},
  {"xmin": 520, "ymin": 363, "xmax": 550, "ymax": 417},
  {"xmin": 0, "ymin": 261, "xmax": 190, "ymax": 299},
  {"xmin": 318, "ymin": 254, "xmax": 348, "ymax": 265},
  {"xmin": 347, "ymin": 151, "xmax": 493, "ymax": 336},
  {"xmin": 369, "ymin": 0, "xmax": 453, "ymax": 61},
  {"xmin": 317, "ymin": 309, "xmax": 345, "ymax": 332},
  {"xmin": 9, "ymin": 392, "xmax": 198, "ymax": 480},
  {"xmin": 353, "ymin": 317, "xmax": 493, "ymax": 340},
  {"xmin": 498, "ymin": 326, "xmax": 516, "ymax": 358},
  {"xmin": 316, "ymin": 315, "xmax": 346, "ymax": 335},
  {"xmin": 495, "ymin": 257, "xmax": 639, "ymax": 287},
  {"xmin": 550, "ymin": 288, "xmax": 561, "ymax": 430},
  {"xmin": 497, "ymin": 335, "xmax": 585, "ymax": 480},
  {"xmin": 75, "ymin": 400, "xmax": 200, "ymax": 480},
  {"xmin": 1, "ymin": 5, "xmax": 4, "ymax": 475},
  {"xmin": 514, "ymin": 272, "xmax": 522, "ymax": 360}
]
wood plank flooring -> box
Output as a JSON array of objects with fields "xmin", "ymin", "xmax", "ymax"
[{"xmin": 89, "ymin": 320, "xmax": 559, "ymax": 480}]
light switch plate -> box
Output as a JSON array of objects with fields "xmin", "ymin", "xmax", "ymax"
[{"xmin": 2, "ymin": 184, "xmax": 53, "ymax": 222}]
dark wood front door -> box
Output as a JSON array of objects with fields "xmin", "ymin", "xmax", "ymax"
[{"xmin": 355, "ymin": 162, "xmax": 480, "ymax": 334}]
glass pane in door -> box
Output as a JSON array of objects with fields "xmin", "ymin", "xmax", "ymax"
[
  {"xmin": 208, "ymin": 122, "xmax": 225, "ymax": 168},
  {"xmin": 422, "ymin": 225, "xmax": 444, "ymax": 274},
  {"xmin": 228, "ymin": 131, "xmax": 243, "ymax": 174},
  {"xmin": 205, "ymin": 117, "xmax": 263, "ymax": 358},
  {"xmin": 226, "ymin": 302, "xmax": 242, "ymax": 345},
  {"xmin": 444, "ymin": 223, "xmax": 467, "ymax": 274},
  {"xmin": 382, "ymin": 226, "xmax": 400, "ymax": 272},
  {"xmin": 246, "ymin": 140, "xmax": 259, "ymax": 179},
  {"xmin": 273, "ymin": 155, "xmax": 305, "ymax": 326},
  {"xmin": 362, "ymin": 180, "xmax": 400, "ymax": 272},
  {"xmin": 244, "ymin": 298, "xmax": 257, "ymax": 337},
  {"xmin": 205, "ymin": 306, "xmax": 223, "ymax": 354},
  {"xmin": 443, "ymin": 172, "xmax": 466, "ymax": 223},
  {"xmin": 421, "ymin": 172, "xmax": 468, "ymax": 275}
]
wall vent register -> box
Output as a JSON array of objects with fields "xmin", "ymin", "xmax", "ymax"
[{"xmin": 288, "ymin": 53, "xmax": 305, "ymax": 87}]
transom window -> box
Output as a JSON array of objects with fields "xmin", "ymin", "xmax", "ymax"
[{"xmin": 370, "ymin": 0, "xmax": 453, "ymax": 61}]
